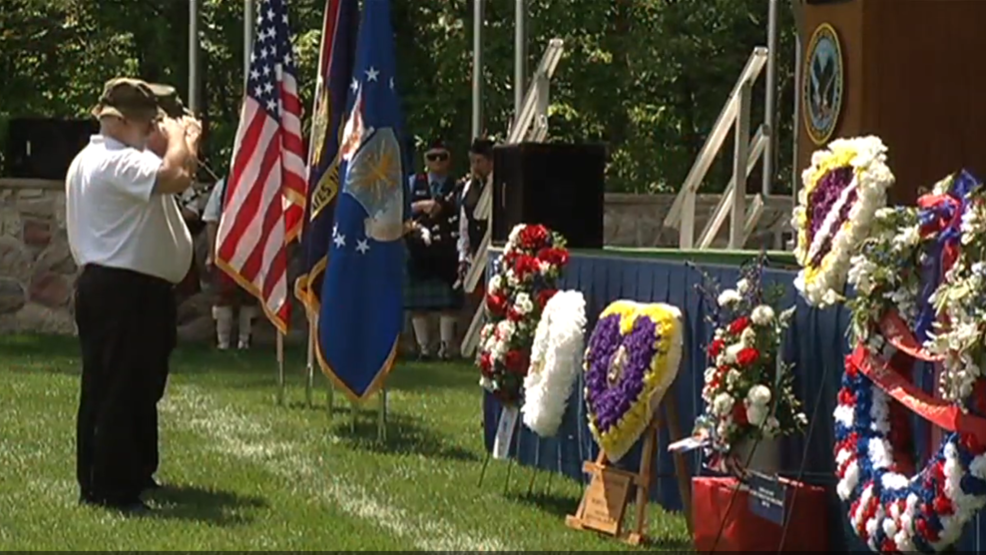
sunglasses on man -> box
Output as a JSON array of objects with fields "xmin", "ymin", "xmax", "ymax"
[{"xmin": 425, "ymin": 151, "xmax": 449, "ymax": 162}]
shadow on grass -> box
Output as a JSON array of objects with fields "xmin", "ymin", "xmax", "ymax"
[
  {"xmin": 644, "ymin": 537, "xmax": 693, "ymax": 550},
  {"xmin": 504, "ymin": 490, "xmax": 578, "ymax": 518},
  {"xmin": 0, "ymin": 333, "xmax": 76, "ymax": 355},
  {"xmin": 145, "ymin": 483, "xmax": 268, "ymax": 526},
  {"xmin": 329, "ymin": 412, "xmax": 480, "ymax": 463},
  {"xmin": 505, "ymin": 491, "xmax": 692, "ymax": 550},
  {"xmin": 386, "ymin": 359, "xmax": 477, "ymax": 393}
]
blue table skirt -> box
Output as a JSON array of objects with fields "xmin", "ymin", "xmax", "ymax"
[{"xmin": 481, "ymin": 250, "xmax": 984, "ymax": 551}]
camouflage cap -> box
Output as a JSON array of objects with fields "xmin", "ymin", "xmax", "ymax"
[
  {"xmin": 147, "ymin": 83, "xmax": 192, "ymax": 119},
  {"xmin": 91, "ymin": 77, "xmax": 162, "ymax": 122}
]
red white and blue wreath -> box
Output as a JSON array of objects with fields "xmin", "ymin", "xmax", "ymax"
[{"xmin": 832, "ymin": 170, "xmax": 986, "ymax": 552}]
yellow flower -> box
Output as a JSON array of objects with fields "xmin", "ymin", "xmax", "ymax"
[{"xmin": 587, "ymin": 301, "xmax": 683, "ymax": 461}]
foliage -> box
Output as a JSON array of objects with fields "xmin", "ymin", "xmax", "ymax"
[{"xmin": 0, "ymin": 0, "xmax": 797, "ymax": 193}]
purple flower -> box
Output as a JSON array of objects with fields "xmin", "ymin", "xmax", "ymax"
[
  {"xmin": 808, "ymin": 166, "xmax": 855, "ymax": 266},
  {"xmin": 585, "ymin": 313, "xmax": 659, "ymax": 434}
]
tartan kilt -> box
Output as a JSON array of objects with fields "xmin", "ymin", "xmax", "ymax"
[
  {"xmin": 403, "ymin": 266, "xmax": 463, "ymax": 312},
  {"xmin": 212, "ymin": 267, "xmax": 257, "ymax": 307},
  {"xmin": 174, "ymin": 257, "xmax": 200, "ymax": 299}
]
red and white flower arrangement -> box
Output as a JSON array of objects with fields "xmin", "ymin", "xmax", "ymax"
[
  {"xmin": 693, "ymin": 260, "xmax": 806, "ymax": 471},
  {"xmin": 478, "ymin": 224, "xmax": 570, "ymax": 405},
  {"xmin": 833, "ymin": 171, "xmax": 986, "ymax": 552}
]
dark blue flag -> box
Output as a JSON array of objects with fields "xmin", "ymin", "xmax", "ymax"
[
  {"xmin": 317, "ymin": 0, "xmax": 408, "ymax": 400},
  {"xmin": 295, "ymin": 0, "xmax": 359, "ymax": 313}
]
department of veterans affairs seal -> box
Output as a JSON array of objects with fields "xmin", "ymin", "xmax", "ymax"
[{"xmin": 803, "ymin": 23, "xmax": 844, "ymax": 146}]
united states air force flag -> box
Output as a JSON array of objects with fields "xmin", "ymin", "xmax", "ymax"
[{"xmin": 317, "ymin": 0, "xmax": 407, "ymax": 401}]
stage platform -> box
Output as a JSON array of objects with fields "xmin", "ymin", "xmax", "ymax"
[{"xmin": 481, "ymin": 247, "xmax": 985, "ymax": 551}]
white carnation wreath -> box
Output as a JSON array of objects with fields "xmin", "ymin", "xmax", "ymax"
[{"xmin": 521, "ymin": 290, "xmax": 587, "ymax": 438}]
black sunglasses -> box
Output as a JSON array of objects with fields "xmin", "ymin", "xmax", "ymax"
[{"xmin": 425, "ymin": 152, "xmax": 449, "ymax": 162}]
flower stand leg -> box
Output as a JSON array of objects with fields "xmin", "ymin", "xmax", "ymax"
[
  {"xmin": 565, "ymin": 397, "xmax": 693, "ymax": 546},
  {"xmin": 564, "ymin": 422, "xmax": 654, "ymax": 545},
  {"xmin": 662, "ymin": 395, "xmax": 694, "ymax": 535}
]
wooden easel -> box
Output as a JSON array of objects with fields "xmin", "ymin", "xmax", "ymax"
[{"xmin": 565, "ymin": 395, "xmax": 693, "ymax": 546}]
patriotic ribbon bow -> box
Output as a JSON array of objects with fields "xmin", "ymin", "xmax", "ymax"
[{"xmin": 913, "ymin": 171, "xmax": 979, "ymax": 343}]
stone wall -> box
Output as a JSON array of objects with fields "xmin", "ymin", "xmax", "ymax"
[
  {"xmin": 0, "ymin": 180, "xmax": 76, "ymax": 335},
  {"xmin": 0, "ymin": 179, "xmax": 792, "ymax": 342}
]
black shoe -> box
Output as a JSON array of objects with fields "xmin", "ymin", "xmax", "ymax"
[
  {"xmin": 416, "ymin": 349, "xmax": 432, "ymax": 362},
  {"xmin": 437, "ymin": 341, "xmax": 457, "ymax": 361},
  {"xmin": 80, "ymin": 496, "xmax": 151, "ymax": 516},
  {"xmin": 114, "ymin": 500, "xmax": 152, "ymax": 516},
  {"xmin": 142, "ymin": 478, "xmax": 162, "ymax": 491}
]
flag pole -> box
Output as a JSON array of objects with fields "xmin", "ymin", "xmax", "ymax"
[
  {"xmin": 276, "ymin": 331, "xmax": 285, "ymax": 406},
  {"xmin": 377, "ymin": 387, "xmax": 387, "ymax": 442},
  {"xmin": 327, "ymin": 367, "xmax": 335, "ymax": 417},
  {"xmin": 244, "ymin": 0, "xmax": 254, "ymax": 86},
  {"xmin": 305, "ymin": 313, "xmax": 315, "ymax": 408}
]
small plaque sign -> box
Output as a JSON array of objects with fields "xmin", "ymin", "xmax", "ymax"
[
  {"xmin": 492, "ymin": 405, "xmax": 519, "ymax": 460},
  {"xmin": 746, "ymin": 471, "xmax": 786, "ymax": 526},
  {"xmin": 581, "ymin": 469, "xmax": 632, "ymax": 535}
]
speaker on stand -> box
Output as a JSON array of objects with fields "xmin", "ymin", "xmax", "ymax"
[
  {"xmin": 2, "ymin": 118, "xmax": 98, "ymax": 180},
  {"xmin": 491, "ymin": 142, "xmax": 606, "ymax": 249}
]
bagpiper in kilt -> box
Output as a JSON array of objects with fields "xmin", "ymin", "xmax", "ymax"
[
  {"xmin": 404, "ymin": 139, "xmax": 462, "ymax": 359},
  {"xmin": 203, "ymin": 178, "xmax": 258, "ymax": 350},
  {"xmin": 456, "ymin": 137, "xmax": 495, "ymax": 304}
]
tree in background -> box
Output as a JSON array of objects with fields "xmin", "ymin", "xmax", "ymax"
[{"xmin": 0, "ymin": 0, "xmax": 796, "ymax": 194}]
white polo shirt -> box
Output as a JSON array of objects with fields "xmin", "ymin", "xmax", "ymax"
[{"xmin": 66, "ymin": 135, "xmax": 194, "ymax": 284}]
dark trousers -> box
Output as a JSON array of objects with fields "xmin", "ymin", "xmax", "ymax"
[{"xmin": 75, "ymin": 264, "xmax": 176, "ymax": 504}]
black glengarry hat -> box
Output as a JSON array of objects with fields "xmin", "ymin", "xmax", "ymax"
[
  {"xmin": 425, "ymin": 138, "xmax": 449, "ymax": 153},
  {"xmin": 469, "ymin": 137, "xmax": 494, "ymax": 157}
]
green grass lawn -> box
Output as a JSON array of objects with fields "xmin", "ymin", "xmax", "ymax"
[{"xmin": 0, "ymin": 334, "xmax": 690, "ymax": 551}]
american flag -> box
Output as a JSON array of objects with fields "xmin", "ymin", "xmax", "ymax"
[{"xmin": 215, "ymin": 0, "xmax": 306, "ymax": 334}]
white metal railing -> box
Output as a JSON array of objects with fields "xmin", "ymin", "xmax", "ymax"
[
  {"xmin": 663, "ymin": 47, "xmax": 769, "ymax": 249},
  {"xmin": 459, "ymin": 38, "xmax": 565, "ymax": 358}
]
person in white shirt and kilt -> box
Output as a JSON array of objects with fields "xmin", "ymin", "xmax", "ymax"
[
  {"xmin": 203, "ymin": 177, "xmax": 259, "ymax": 350},
  {"xmin": 405, "ymin": 139, "xmax": 463, "ymax": 360}
]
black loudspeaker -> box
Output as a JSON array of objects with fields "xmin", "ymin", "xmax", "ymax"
[
  {"xmin": 491, "ymin": 142, "xmax": 605, "ymax": 249},
  {"xmin": 3, "ymin": 118, "xmax": 98, "ymax": 180}
]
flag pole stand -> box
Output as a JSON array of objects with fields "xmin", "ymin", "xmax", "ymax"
[
  {"xmin": 276, "ymin": 332, "xmax": 286, "ymax": 406},
  {"xmin": 377, "ymin": 388, "xmax": 388, "ymax": 442},
  {"xmin": 305, "ymin": 319, "xmax": 315, "ymax": 408},
  {"xmin": 477, "ymin": 451, "xmax": 492, "ymax": 487}
]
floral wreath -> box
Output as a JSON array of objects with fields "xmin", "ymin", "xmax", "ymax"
[
  {"xmin": 692, "ymin": 259, "xmax": 807, "ymax": 472},
  {"xmin": 478, "ymin": 224, "xmax": 570, "ymax": 405},
  {"xmin": 793, "ymin": 136, "xmax": 895, "ymax": 308},
  {"xmin": 583, "ymin": 300, "xmax": 683, "ymax": 462},
  {"xmin": 521, "ymin": 290, "xmax": 587, "ymax": 438},
  {"xmin": 834, "ymin": 170, "xmax": 986, "ymax": 552}
]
